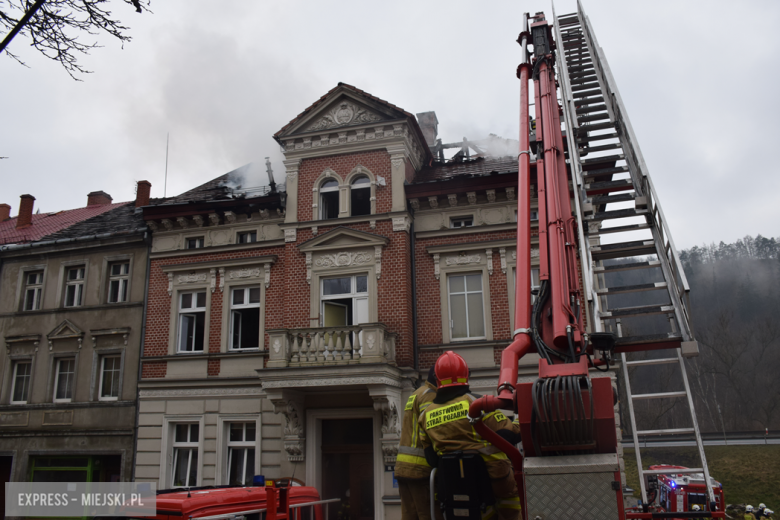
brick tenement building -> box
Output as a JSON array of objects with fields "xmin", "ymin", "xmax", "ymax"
[{"xmin": 135, "ymin": 84, "xmax": 547, "ymax": 520}]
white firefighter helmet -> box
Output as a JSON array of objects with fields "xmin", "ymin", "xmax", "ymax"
[
  {"xmin": 747, "ymin": 506, "xmax": 754, "ymax": 512},
  {"xmin": 761, "ymin": 504, "xmax": 767, "ymax": 509},
  {"xmin": 692, "ymin": 505, "xmax": 701, "ymax": 511}
]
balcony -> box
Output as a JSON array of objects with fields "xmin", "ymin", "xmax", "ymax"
[{"xmin": 267, "ymin": 323, "xmax": 396, "ymax": 368}]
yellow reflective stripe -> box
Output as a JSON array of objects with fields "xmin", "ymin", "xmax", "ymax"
[
  {"xmin": 483, "ymin": 411, "xmax": 507, "ymax": 422},
  {"xmin": 481, "ymin": 506, "xmax": 496, "ymax": 520},
  {"xmin": 497, "ymin": 498, "xmax": 522, "ymax": 510},
  {"xmin": 396, "ymin": 453, "xmax": 430, "ymax": 467},
  {"xmin": 425, "ymin": 400, "xmax": 470, "ymax": 430},
  {"xmin": 480, "ymin": 451, "xmax": 509, "ymax": 462},
  {"xmin": 405, "ymin": 394, "xmax": 417, "ymax": 411}
]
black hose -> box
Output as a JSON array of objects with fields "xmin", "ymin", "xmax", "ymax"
[{"xmin": 567, "ymin": 328, "xmax": 577, "ymax": 363}]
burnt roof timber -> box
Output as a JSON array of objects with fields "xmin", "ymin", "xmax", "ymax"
[{"xmin": 142, "ymin": 194, "xmax": 282, "ymax": 220}]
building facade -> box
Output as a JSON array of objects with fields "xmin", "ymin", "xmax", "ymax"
[
  {"xmin": 132, "ymin": 84, "xmax": 564, "ymax": 520},
  {"xmin": 0, "ymin": 183, "xmax": 152, "ymax": 489}
]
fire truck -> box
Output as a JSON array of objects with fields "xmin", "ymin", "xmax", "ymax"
[
  {"xmin": 634, "ymin": 466, "xmax": 725, "ymax": 517},
  {"xmin": 455, "ymin": 4, "xmax": 723, "ymax": 520}
]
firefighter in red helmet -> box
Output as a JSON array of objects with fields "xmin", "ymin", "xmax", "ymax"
[{"xmin": 418, "ymin": 351, "xmax": 521, "ymax": 520}]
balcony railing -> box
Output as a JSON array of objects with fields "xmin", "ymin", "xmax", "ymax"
[{"xmin": 267, "ymin": 323, "xmax": 396, "ymax": 368}]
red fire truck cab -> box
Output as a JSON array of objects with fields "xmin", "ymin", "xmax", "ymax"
[
  {"xmin": 650, "ymin": 465, "xmax": 725, "ymax": 515},
  {"xmin": 99, "ymin": 482, "xmax": 324, "ymax": 520}
]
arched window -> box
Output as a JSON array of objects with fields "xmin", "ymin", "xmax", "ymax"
[
  {"xmin": 320, "ymin": 179, "xmax": 340, "ymax": 220},
  {"xmin": 350, "ymin": 176, "xmax": 371, "ymax": 216}
]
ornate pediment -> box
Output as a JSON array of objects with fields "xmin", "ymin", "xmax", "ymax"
[
  {"xmin": 304, "ymin": 100, "xmax": 384, "ymax": 132},
  {"xmin": 276, "ymin": 85, "xmax": 410, "ymax": 139},
  {"xmin": 298, "ymin": 226, "xmax": 388, "ymax": 253},
  {"xmin": 48, "ymin": 319, "xmax": 84, "ymax": 340}
]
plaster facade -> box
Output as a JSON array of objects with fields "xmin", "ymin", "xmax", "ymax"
[{"xmin": 0, "ymin": 234, "xmax": 147, "ymax": 484}]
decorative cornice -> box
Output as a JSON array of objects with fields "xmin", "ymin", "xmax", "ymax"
[
  {"xmin": 139, "ymin": 387, "xmax": 263, "ymax": 398},
  {"xmin": 228, "ymin": 267, "xmax": 261, "ymax": 279},
  {"xmin": 262, "ymin": 376, "xmax": 402, "ymax": 389}
]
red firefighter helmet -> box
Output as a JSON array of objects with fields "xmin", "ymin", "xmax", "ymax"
[{"xmin": 435, "ymin": 351, "xmax": 469, "ymax": 388}]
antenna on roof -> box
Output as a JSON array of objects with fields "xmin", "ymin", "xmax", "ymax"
[{"xmin": 164, "ymin": 133, "xmax": 170, "ymax": 198}]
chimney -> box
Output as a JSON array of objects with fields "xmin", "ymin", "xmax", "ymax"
[
  {"xmin": 135, "ymin": 180, "xmax": 151, "ymax": 207},
  {"xmin": 16, "ymin": 195, "xmax": 35, "ymax": 229},
  {"xmin": 0, "ymin": 204, "xmax": 10, "ymax": 222},
  {"xmin": 416, "ymin": 111, "xmax": 439, "ymax": 147},
  {"xmin": 87, "ymin": 191, "xmax": 113, "ymax": 206}
]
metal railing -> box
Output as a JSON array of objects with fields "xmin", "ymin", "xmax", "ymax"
[{"xmin": 190, "ymin": 498, "xmax": 341, "ymax": 520}]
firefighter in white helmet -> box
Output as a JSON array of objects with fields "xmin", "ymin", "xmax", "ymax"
[
  {"xmin": 758, "ymin": 504, "xmax": 768, "ymax": 518},
  {"xmin": 692, "ymin": 505, "xmax": 701, "ymax": 511},
  {"xmin": 746, "ymin": 505, "xmax": 757, "ymax": 520},
  {"xmin": 418, "ymin": 351, "xmax": 521, "ymax": 520},
  {"xmin": 394, "ymin": 366, "xmax": 442, "ymax": 520},
  {"xmin": 765, "ymin": 509, "xmax": 774, "ymax": 518}
]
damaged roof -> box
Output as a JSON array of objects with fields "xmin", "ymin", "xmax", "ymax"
[
  {"xmin": 413, "ymin": 156, "xmax": 521, "ymax": 184},
  {"xmin": 41, "ymin": 201, "xmax": 156, "ymax": 242}
]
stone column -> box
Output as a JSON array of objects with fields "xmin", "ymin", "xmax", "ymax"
[
  {"xmin": 386, "ymin": 146, "xmax": 407, "ymax": 212},
  {"xmin": 284, "ymin": 159, "xmax": 301, "ymax": 223}
]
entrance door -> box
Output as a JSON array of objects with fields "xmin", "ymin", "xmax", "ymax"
[
  {"xmin": 0, "ymin": 456, "xmax": 12, "ymax": 516},
  {"xmin": 320, "ymin": 418, "xmax": 374, "ymax": 520}
]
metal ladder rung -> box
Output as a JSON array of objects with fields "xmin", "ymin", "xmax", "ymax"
[
  {"xmin": 586, "ymin": 208, "xmax": 648, "ymax": 222},
  {"xmin": 581, "ymin": 153, "xmax": 624, "ymax": 166},
  {"xmin": 575, "ymin": 102, "xmax": 605, "ymax": 114},
  {"xmin": 589, "ymin": 191, "xmax": 636, "ymax": 204},
  {"xmin": 632, "ymin": 391, "xmax": 687, "ymax": 400},
  {"xmin": 593, "ymin": 260, "xmax": 659, "ymax": 273},
  {"xmin": 624, "ymin": 357, "xmax": 679, "ymax": 367},
  {"xmin": 599, "ymin": 304, "xmax": 675, "ymax": 318},
  {"xmin": 589, "ymin": 222, "xmax": 650, "ymax": 235},
  {"xmin": 580, "ymin": 141, "xmax": 621, "ymax": 153},
  {"xmin": 578, "ymin": 112, "xmax": 611, "ymax": 124},
  {"xmin": 577, "ymin": 131, "xmax": 619, "ymax": 144},
  {"xmin": 642, "ymin": 467, "xmax": 703, "ymax": 475},
  {"xmin": 583, "ymin": 179, "xmax": 634, "ymax": 196},
  {"xmin": 579, "ymin": 121, "xmax": 616, "ymax": 132},
  {"xmin": 596, "ymin": 282, "xmax": 667, "ymax": 295}
]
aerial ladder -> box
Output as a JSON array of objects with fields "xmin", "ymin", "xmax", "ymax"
[{"xmin": 466, "ymin": 4, "xmax": 722, "ymax": 519}]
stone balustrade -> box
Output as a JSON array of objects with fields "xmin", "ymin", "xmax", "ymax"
[{"xmin": 266, "ymin": 323, "xmax": 395, "ymax": 368}]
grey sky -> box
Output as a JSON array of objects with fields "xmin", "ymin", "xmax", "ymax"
[{"xmin": 1, "ymin": 0, "xmax": 778, "ymax": 248}]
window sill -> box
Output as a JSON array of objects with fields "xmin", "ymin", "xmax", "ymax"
[
  {"xmin": 0, "ymin": 301, "xmax": 142, "ymax": 317},
  {"xmin": 147, "ymin": 351, "xmax": 268, "ymax": 361},
  {"xmin": 0, "ymin": 400, "xmax": 135, "ymax": 411}
]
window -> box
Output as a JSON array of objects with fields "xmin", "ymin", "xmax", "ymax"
[
  {"xmin": 178, "ymin": 291, "xmax": 206, "ymax": 352},
  {"xmin": 450, "ymin": 217, "xmax": 473, "ymax": 229},
  {"xmin": 99, "ymin": 356, "xmax": 121, "ymax": 400},
  {"xmin": 30, "ymin": 455, "xmax": 121, "ymax": 483},
  {"xmin": 320, "ymin": 275, "xmax": 369, "ymax": 327},
  {"xmin": 350, "ymin": 176, "xmax": 371, "ymax": 216},
  {"xmin": 227, "ymin": 422, "xmax": 256, "ymax": 486},
  {"xmin": 23, "ymin": 271, "xmax": 43, "ymax": 311},
  {"xmin": 319, "ymin": 180, "xmax": 339, "ymax": 220},
  {"xmin": 448, "ymin": 274, "xmax": 485, "ymax": 340},
  {"xmin": 230, "ymin": 287, "xmax": 261, "ymax": 350},
  {"xmin": 11, "ymin": 361, "xmax": 32, "ymax": 404},
  {"xmin": 53, "ymin": 358, "xmax": 76, "ymax": 402},
  {"xmin": 172, "ymin": 424, "xmax": 199, "ymax": 487},
  {"xmin": 108, "ymin": 262, "xmax": 129, "ymax": 303},
  {"xmin": 514, "ymin": 210, "xmax": 539, "ymax": 222},
  {"xmin": 237, "ymin": 231, "xmax": 257, "ymax": 244},
  {"xmin": 513, "ymin": 267, "xmax": 541, "ymax": 303},
  {"xmin": 186, "ymin": 237, "xmax": 205, "ymax": 249},
  {"xmin": 64, "ymin": 266, "xmax": 85, "ymax": 307}
]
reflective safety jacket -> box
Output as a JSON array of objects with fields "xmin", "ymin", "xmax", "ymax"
[
  {"xmin": 394, "ymin": 382, "xmax": 437, "ymax": 479},
  {"xmin": 418, "ymin": 393, "xmax": 515, "ymax": 479}
]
